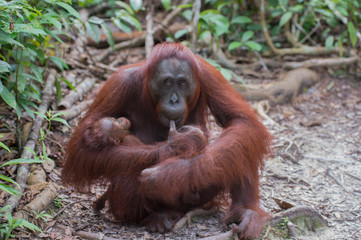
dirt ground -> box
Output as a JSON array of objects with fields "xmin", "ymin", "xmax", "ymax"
[
  {"xmin": 3, "ymin": 64, "xmax": 360, "ymax": 239},
  {"xmin": 28, "ymin": 69, "xmax": 357, "ymax": 240}
]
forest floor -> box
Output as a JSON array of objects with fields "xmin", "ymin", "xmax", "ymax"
[{"xmin": 1, "ymin": 47, "xmax": 360, "ymax": 239}]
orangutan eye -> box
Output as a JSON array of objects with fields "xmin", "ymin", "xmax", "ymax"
[
  {"xmin": 163, "ymin": 79, "xmax": 171, "ymax": 87},
  {"xmin": 178, "ymin": 79, "xmax": 186, "ymax": 87}
]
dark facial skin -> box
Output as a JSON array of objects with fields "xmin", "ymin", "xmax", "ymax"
[{"xmin": 149, "ymin": 58, "xmax": 198, "ymax": 127}]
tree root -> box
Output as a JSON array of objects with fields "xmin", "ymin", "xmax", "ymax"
[
  {"xmin": 13, "ymin": 183, "xmax": 58, "ymax": 220},
  {"xmin": 268, "ymin": 206, "xmax": 327, "ymax": 227},
  {"xmin": 56, "ymin": 99, "xmax": 93, "ymax": 120},
  {"xmin": 236, "ymin": 68, "xmax": 318, "ymax": 105},
  {"xmin": 58, "ymin": 77, "xmax": 95, "ymax": 110},
  {"xmin": 173, "ymin": 207, "xmax": 218, "ymax": 231},
  {"xmin": 4, "ymin": 69, "xmax": 56, "ymax": 216}
]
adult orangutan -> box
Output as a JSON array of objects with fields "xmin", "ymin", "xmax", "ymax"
[{"xmin": 62, "ymin": 42, "xmax": 272, "ymax": 238}]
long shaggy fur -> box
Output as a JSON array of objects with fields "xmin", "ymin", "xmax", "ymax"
[{"xmin": 62, "ymin": 42, "xmax": 272, "ymax": 238}]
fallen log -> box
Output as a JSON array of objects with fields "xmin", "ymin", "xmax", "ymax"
[{"xmin": 235, "ymin": 68, "xmax": 318, "ymax": 105}]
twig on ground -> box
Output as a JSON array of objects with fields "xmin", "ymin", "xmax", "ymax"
[
  {"xmin": 4, "ymin": 69, "xmax": 56, "ymax": 216},
  {"xmin": 326, "ymin": 168, "xmax": 354, "ymax": 194},
  {"xmin": 53, "ymin": 199, "xmax": 90, "ymax": 219},
  {"xmin": 253, "ymin": 101, "xmax": 277, "ymax": 125},
  {"xmin": 57, "ymin": 224, "xmax": 118, "ymax": 240},
  {"xmin": 236, "ymin": 68, "xmax": 318, "ymax": 105},
  {"xmin": 14, "ymin": 183, "xmax": 58, "ymax": 220},
  {"xmin": 201, "ymin": 230, "xmax": 234, "ymax": 240},
  {"xmin": 56, "ymin": 99, "xmax": 93, "ymax": 120},
  {"xmin": 173, "ymin": 207, "xmax": 218, "ymax": 231},
  {"xmin": 58, "ymin": 77, "xmax": 95, "ymax": 110}
]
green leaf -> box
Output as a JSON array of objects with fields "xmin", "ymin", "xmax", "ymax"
[
  {"xmin": 0, "ymin": 141, "xmax": 11, "ymax": 153},
  {"xmin": 244, "ymin": 41, "xmax": 262, "ymax": 51},
  {"xmin": 85, "ymin": 22, "xmax": 101, "ymax": 44},
  {"xmin": 0, "ymin": 158, "xmax": 44, "ymax": 167},
  {"xmin": 290, "ymin": 4, "xmax": 303, "ymax": 13},
  {"xmin": 199, "ymin": 30, "xmax": 211, "ymax": 42},
  {"xmin": 120, "ymin": 14, "xmax": 142, "ymax": 32},
  {"xmin": 208, "ymin": 14, "xmax": 229, "ymax": 37},
  {"xmin": 279, "ymin": 0, "xmax": 288, "ymax": 8},
  {"xmin": 52, "ymin": 117, "xmax": 70, "ymax": 128},
  {"xmin": 15, "ymin": 102, "xmax": 22, "ymax": 120},
  {"xmin": 24, "ymin": 147, "xmax": 36, "ymax": 156},
  {"xmin": 0, "ymin": 87, "xmax": 16, "ymax": 110},
  {"xmin": 177, "ymin": 4, "xmax": 193, "ymax": 9},
  {"xmin": 115, "ymin": 1, "xmax": 134, "ymax": 14},
  {"xmin": 52, "ymin": 112, "xmax": 68, "ymax": 118},
  {"xmin": 113, "ymin": 18, "xmax": 132, "ymax": 34},
  {"xmin": 228, "ymin": 41, "xmax": 242, "ymax": 50},
  {"xmin": 44, "ymin": 15, "xmax": 62, "ymax": 31},
  {"xmin": 13, "ymin": 24, "xmax": 47, "ymax": 36},
  {"xmin": 338, "ymin": 38, "xmax": 343, "ymax": 57},
  {"xmin": 60, "ymin": 76, "xmax": 76, "ymax": 90},
  {"xmin": 279, "ymin": 11, "xmax": 292, "ymax": 27},
  {"xmin": 55, "ymin": 78, "xmax": 62, "ymax": 103},
  {"xmin": 88, "ymin": 16, "xmax": 104, "ymax": 25},
  {"xmin": 347, "ymin": 22, "xmax": 357, "ymax": 47},
  {"xmin": 130, "ymin": 0, "xmax": 142, "ymax": 12},
  {"xmin": 101, "ymin": 23, "xmax": 114, "ymax": 49},
  {"xmin": 220, "ymin": 68, "xmax": 232, "ymax": 81},
  {"xmin": 49, "ymin": 56, "xmax": 68, "ymax": 71},
  {"xmin": 241, "ymin": 31, "xmax": 254, "ymax": 43},
  {"xmin": 30, "ymin": 65, "xmax": 43, "ymax": 83},
  {"xmin": 161, "ymin": 0, "xmax": 171, "ymax": 10},
  {"xmin": 231, "ymin": 16, "xmax": 252, "ymax": 24},
  {"xmin": 55, "ymin": 2, "xmax": 81, "ymax": 20},
  {"xmin": 0, "ymin": 60, "xmax": 10, "ymax": 73},
  {"xmin": 174, "ymin": 29, "xmax": 188, "ymax": 39},
  {"xmin": 34, "ymin": 111, "xmax": 47, "ymax": 119},
  {"xmin": 20, "ymin": 103, "xmax": 35, "ymax": 120},
  {"xmin": 325, "ymin": 36, "xmax": 334, "ymax": 50},
  {"xmin": 0, "ymin": 29, "xmax": 24, "ymax": 47},
  {"xmin": 0, "ymin": 205, "xmax": 11, "ymax": 213},
  {"xmin": 0, "ymin": 183, "xmax": 21, "ymax": 196},
  {"xmin": 19, "ymin": 219, "xmax": 42, "ymax": 233},
  {"xmin": 0, "ymin": 175, "xmax": 19, "ymax": 186}
]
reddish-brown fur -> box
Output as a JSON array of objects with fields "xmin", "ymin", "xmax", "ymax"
[{"xmin": 62, "ymin": 43, "xmax": 272, "ymax": 238}]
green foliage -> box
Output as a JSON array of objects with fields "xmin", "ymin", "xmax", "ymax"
[
  {"xmin": 0, "ymin": 134, "xmax": 11, "ymax": 153},
  {"xmin": 161, "ymin": 0, "xmax": 172, "ymax": 11},
  {"xmin": 0, "ymin": 110, "xmax": 69, "ymax": 238},
  {"xmin": 0, "ymin": 0, "xmax": 76, "ymax": 119},
  {"xmin": 53, "ymin": 197, "xmax": 64, "ymax": 208},
  {"xmin": 206, "ymin": 58, "xmax": 245, "ymax": 84},
  {"xmin": 268, "ymin": 0, "xmax": 360, "ymax": 52},
  {"xmin": 0, "ymin": 209, "xmax": 42, "ymax": 240},
  {"xmin": 33, "ymin": 210, "xmax": 53, "ymax": 221},
  {"xmin": 192, "ymin": 0, "xmax": 360, "ymax": 55},
  {"xmin": 84, "ymin": 0, "xmax": 143, "ymax": 47},
  {"xmin": 277, "ymin": 217, "xmax": 290, "ymax": 226},
  {"xmin": 197, "ymin": 1, "xmax": 263, "ymax": 52}
]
